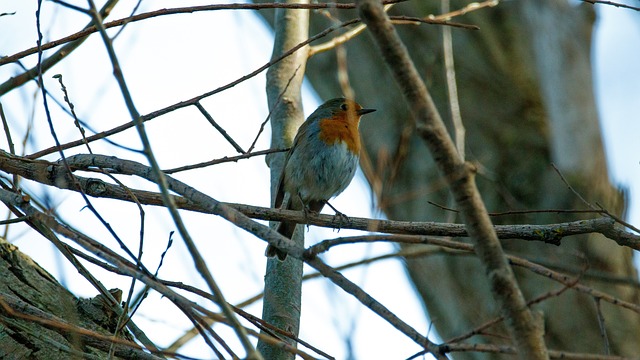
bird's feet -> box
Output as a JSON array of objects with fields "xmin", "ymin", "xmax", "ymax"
[
  {"xmin": 324, "ymin": 201, "xmax": 350, "ymax": 231},
  {"xmin": 301, "ymin": 204, "xmax": 319, "ymax": 231}
]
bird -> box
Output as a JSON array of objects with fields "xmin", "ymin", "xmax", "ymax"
[{"xmin": 266, "ymin": 98, "xmax": 376, "ymax": 260}]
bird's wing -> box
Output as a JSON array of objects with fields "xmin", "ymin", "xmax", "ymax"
[
  {"xmin": 273, "ymin": 119, "xmax": 310, "ymax": 209},
  {"xmin": 273, "ymin": 170, "xmax": 287, "ymax": 209}
]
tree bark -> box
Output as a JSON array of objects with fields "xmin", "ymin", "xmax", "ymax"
[{"xmin": 0, "ymin": 237, "xmax": 157, "ymax": 359}]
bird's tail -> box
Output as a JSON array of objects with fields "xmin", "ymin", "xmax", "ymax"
[{"xmin": 265, "ymin": 221, "xmax": 295, "ymax": 261}]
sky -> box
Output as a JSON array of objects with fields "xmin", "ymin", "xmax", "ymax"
[
  {"xmin": 0, "ymin": 1, "xmax": 638, "ymax": 359},
  {"xmin": 593, "ymin": 2, "xmax": 640, "ymax": 223}
]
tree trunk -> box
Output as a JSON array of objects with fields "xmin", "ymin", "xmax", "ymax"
[{"xmin": 259, "ymin": 0, "xmax": 310, "ymax": 358}]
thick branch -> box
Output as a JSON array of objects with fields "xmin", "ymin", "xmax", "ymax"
[{"xmin": 356, "ymin": 0, "xmax": 548, "ymax": 357}]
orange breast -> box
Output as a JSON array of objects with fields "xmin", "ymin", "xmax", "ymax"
[{"xmin": 318, "ymin": 115, "xmax": 361, "ymax": 154}]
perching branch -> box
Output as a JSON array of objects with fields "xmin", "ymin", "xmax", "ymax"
[{"xmin": 1, "ymin": 150, "xmax": 637, "ymax": 250}]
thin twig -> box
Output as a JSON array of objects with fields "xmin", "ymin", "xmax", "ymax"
[
  {"xmin": 96, "ymin": 171, "xmax": 146, "ymax": 357},
  {"xmin": 551, "ymin": 163, "xmax": 640, "ymax": 234},
  {"xmin": 593, "ymin": 298, "xmax": 611, "ymax": 354},
  {"xmin": 441, "ymin": 0, "xmax": 465, "ymax": 160},
  {"xmin": 0, "ymin": 103, "xmax": 16, "ymax": 158},
  {"xmin": 580, "ymin": 0, "xmax": 640, "ymax": 11},
  {"xmin": 0, "ymin": 215, "xmax": 29, "ymax": 225},
  {"xmin": 0, "ymin": 102, "xmax": 18, "ymax": 190},
  {"xmin": 112, "ymin": 0, "xmax": 142, "ymax": 39},
  {"xmin": 158, "ymin": 280, "xmax": 335, "ymax": 360},
  {"xmin": 247, "ymin": 66, "xmax": 302, "ymax": 153},
  {"xmin": 389, "ymin": 15, "xmax": 479, "ymax": 30},
  {"xmin": 49, "ymin": 0, "xmax": 91, "ymax": 14},
  {"xmin": 428, "ymin": 199, "xmax": 609, "ymax": 217},
  {"xmin": 551, "ymin": 163, "xmax": 594, "ymax": 209},
  {"xmin": 0, "ymin": 0, "xmax": 118, "ymax": 96},
  {"xmin": 36, "ymin": 1, "xmax": 146, "ymax": 274},
  {"xmin": 162, "ymin": 148, "xmax": 287, "ymax": 174},
  {"xmin": 195, "ymin": 101, "xmax": 246, "ymax": 154},
  {"xmin": 309, "ymin": 4, "xmax": 395, "ymax": 56},
  {"xmin": 315, "ymin": 235, "xmax": 640, "ymax": 315},
  {"xmin": 306, "ymin": 255, "xmax": 446, "ymax": 358},
  {"xmin": 52, "ymin": 74, "xmax": 93, "ymax": 154},
  {"xmin": 429, "ymin": 0, "xmax": 500, "ymax": 21},
  {"xmin": 410, "ymin": 281, "xmax": 581, "ymax": 359},
  {"xmin": 595, "ymin": 202, "xmax": 640, "ymax": 234}
]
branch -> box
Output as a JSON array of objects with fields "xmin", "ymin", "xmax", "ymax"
[
  {"xmin": 439, "ymin": 341, "xmax": 635, "ymax": 359},
  {"xmin": 428, "ymin": 0, "xmax": 500, "ymax": 21},
  {"xmin": 303, "ymin": 216, "xmax": 631, "ymax": 255},
  {"xmin": 1, "ymin": 150, "xmax": 637, "ymax": 250},
  {"xmin": 304, "ymin": 256, "xmax": 446, "ymax": 359},
  {"xmin": 325, "ymin": 236, "xmax": 640, "ymax": 315},
  {"xmin": 308, "ymin": 5, "xmax": 477, "ymax": 57},
  {"xmin": 0, "ymin": 1, "xmax": 408, "ymax": 67},
  {"xmin": 356, "ymin": 0, "xmax": 548, "ymax": 357},
  {"xmin": 580, "ymin": 0, "xmax": 640, "ymax": 11},
  {"xmin": 162, "ymin": 148, "xmax": 287, "ymax": 174}
]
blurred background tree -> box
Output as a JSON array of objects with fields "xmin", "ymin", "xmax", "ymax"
[{"xmin": 256, "ymin": 0, "xmax": 640, "ymax": 357}]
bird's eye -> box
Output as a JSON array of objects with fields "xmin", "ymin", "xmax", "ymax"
[{"xmin": 340, "ymin": 103, "xmax": 348, "ymax": 111}]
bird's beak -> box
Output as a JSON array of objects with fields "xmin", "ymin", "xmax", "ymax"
[{"xmin": 357, "ymin": 108, "xmax": 376, "ymax": 116}]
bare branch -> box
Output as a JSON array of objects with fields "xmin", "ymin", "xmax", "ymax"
[
  {"xmin": 195, "ymin": 101, "xmax": 246, "ymax": 154},
  {"xmin": 428, "ymin": 0, "xmax": 500, "ymax": 20},
  {"xmin": 356, "ymin": 0, "xmax": 548, "ymax": 356},
  {"xmin": 1, "ymin": 150, "xmax": 637, "ymax": 250},
  {"xmin": 580, "ymin": 0, "xmax": 640, "ymax": 11},
  {"xmin": 0, "ymin": 1, "xmax": 409, "ymax": 67}
]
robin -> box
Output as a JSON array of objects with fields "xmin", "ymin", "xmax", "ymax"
[{"xmin": 266, "ymin": 98, "xmax": 376, "ymax": 260}]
